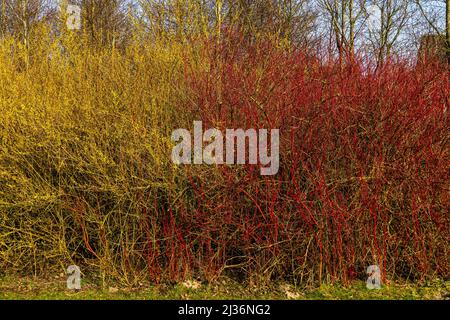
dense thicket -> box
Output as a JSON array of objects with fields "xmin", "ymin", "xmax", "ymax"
[{"xmin": 0, "ymin": 1, "xmax": 448, "ymax": 286}]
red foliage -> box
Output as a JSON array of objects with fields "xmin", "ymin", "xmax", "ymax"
[{"xmin": 144, "ymin": 35, "xmax": 449, "ymax": 284}]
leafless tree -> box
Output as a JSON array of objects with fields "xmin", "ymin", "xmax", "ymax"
[
  {"xmin": 362, "ymin": 0, "xmax": 410, "ymax": 66},
  {"xmin": 0, "ymin": 0, "xmax": 53, "ymax": 45},
  {"xmin": 66, "ymin": 0, "xmax": 133, "ymax": 48},
  {"xmin": 413, "ymin": 0, "xmax": 449, "ymax": 61},
  {"xmin": 138, "ymin": 0, "xmax": 316, "ymax": 47},
  {"xmin": 317, "ymin": 0, "xmax": 366, "ymax": 58}
]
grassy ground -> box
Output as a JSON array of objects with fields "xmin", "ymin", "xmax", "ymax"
[{"xmin": 0, "ymin": 275, "xmax": 448, "ymax": 300}]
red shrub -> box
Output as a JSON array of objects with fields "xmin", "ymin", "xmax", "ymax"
[{"xmin": 143, "ymin": 34, "xmax": 449, "ymax": 284}]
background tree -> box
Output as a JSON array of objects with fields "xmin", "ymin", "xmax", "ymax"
[
  {"xmin": 363, "ymin": 0, "xmax": 410, "ymax": 66},
  {"xmin": 0, "ymin": 0, "xmax": 53, "ymax": 45},
  {"xmin": 318, "ymin": 0, "xmax": 365, "ymax": 59},
  {"xmin": 413, "ymin": 0, "xmax": 449, "ymax": 61},
  {"xmin": 69, "ymin": 0, "xmax": 132, "ymax": 48}
]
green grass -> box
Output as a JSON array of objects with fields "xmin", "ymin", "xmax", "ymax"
[{"xmin": 0, "ymin": 275, "xmax": 448, "ymax": 300}]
